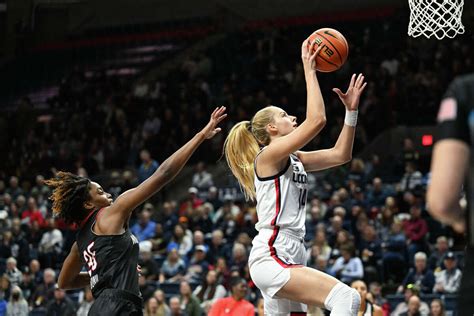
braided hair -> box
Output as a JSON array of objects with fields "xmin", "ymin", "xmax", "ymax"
[{"xmin": 44, "ymin": 171, "xmax": 92, "ymax": 225}]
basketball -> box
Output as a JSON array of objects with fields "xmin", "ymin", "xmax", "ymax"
[{"xmin": 307, "ymin": 28, "xmax": 349, "ymax": 72}]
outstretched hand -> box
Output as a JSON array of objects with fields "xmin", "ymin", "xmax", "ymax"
[
  {"xmin": 332, "ymin": 73, "xmax": 367, "ymax": 111},
  {"xmin": 200, "ymin": 106, "xmax": 227, "ymax": 139},
  {"xmin": 301, "ymin": 38, "xmax": 323, "ymax": 72}
]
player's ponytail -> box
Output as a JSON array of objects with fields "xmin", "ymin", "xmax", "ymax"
[{"xmin": 224, "ymin": 106, "xmax": 277, "ymax": 201}]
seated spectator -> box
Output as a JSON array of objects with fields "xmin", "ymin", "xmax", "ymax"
[
  {"xmin": 190, "ymin": 204, "xmax": 213, "ymax": 234},
  {"xmin": 28, "ymin": 259, "xmax": 43, "ymax": 285},
  {"xmin": 207, "ymin": 230, "xmax": 230, "ymax": 264},
  {"xmin": 351, "ymin": 280, "xmax": 383, "ymax": 316},
  {"xmin": 184, "ymin": 245, "xmax": 209, "ymax": 284},
  {"xmin": 131, "ymin": 208, "xmax": 157, "ymax": 242},
  {"xmin": 208, "ymin": 277, "xmax": 254, "ymax": 316},
  {"xmin": 22, "ymin": 196, "xmax": 45, "ymax": 227},
  {"xmin": 76, "ymin": 287, "xmax": 94, "ymax": 316},
  {"xmin": 398, "ymin": 162, "xmax": 423, "ymax": 192},
  {"xmin": 45, "ymin": 287, "xmax": 76, "ymax": 316},
  {"xmin": 139, "ymin": 242, "xmax": 160, "ymax": 281},
  {"xmin": 19, "ymin": 270, "xmax": 35, "ymax": 302},
  {"xmin": 391, "ymin": 284, "xmax": 429, "ymax": 316},
  {"xmin": 159, "ymin": 248, "xmax": 186, "ymax": 283},
  {"xmin": 191, "ymin": 162, "xmax": 214, "ymax": 194},
  {"xmin": 368, "ymin": 281, "xmax": 387, "ymax": 309},
  {"xmin": 382, "ymin": 220, "xmax": 407, "ymax": 283},
  {"xmin": 139, "ymin": 275, "xmax": 156, "ymax": 302},
  {"xmin": 358, "ymin": 224, "xmax": 382, "ymax": 283},
  {"xmin": 433, "ymin": 252, "xmax": 462, "ymax": 294},
  {"xmin": 152, "ymin": 289, "xmax": 171, "ymax": 316},
  {"xmin": 169, "ymin": 296, "xmax": 182, "ymax": 316},
  {"xmin": 7, "ymin": 285, "xmax": 29, "ymax": 316},
  {"xmin": 429, "ymin": 299, "xmax": 445, "ymax": 316},
  {"xmin": 398, "ymin": 252, "xmax": 435, "ymax": 294},
  {"xmin": 428, "ymin": 236, "xmax": 449, "ymax": 271},
  {"xmin": 137, "ymin": 149, "xmax": 159, "ymax": 183},
  {"xmin": 5, "ymin": 258, "xmax": 22, "ymax": 287},
  {"xmin": 38, "ymin": 218, "xmax": 64, "ymax": 269},
  {"xmin": 329, "ymin": 243, "xmax": 364, "ymax": 284},
  {"xmin": 366, "ymin": 177, "xmax": 390, "ymax": 209},
  {"xmin": 229, "ymin": 243, "xmax": 248, "ymax": 276},
  {"xmin": 403, "ymin": 205, "xmax": 428, "ymax": 265},
  {"xmin": 30, "ymin": 268, "xmax": 56, "ymax": 309},
  {"xmin": 167, "ymin": 224, "xmax": 193, "ymax": 258},
  {"xmin": 144, "ymin": 297, "xmax": 163, "ymax": 316},
  {"xmin": 193, "ymin": 270, "xmax": 227, "ymax": 311},
  {"xmin": 307, "ymin": 230, "xmax": 332, "ymax": 264},
  {"xmin": 179, "ymin": 281, "xmax": 202, "ymax": 316},
  {"xmin": 0, "ymin": 276, "xmax": 11, "ymax": 303},
  {"xmin": 400, "ymin": 295, "xmax": 422, "ymax": 316},
  {"xmin": 149, "ymin": 223, "xmax": 168, "ymax": 256}
]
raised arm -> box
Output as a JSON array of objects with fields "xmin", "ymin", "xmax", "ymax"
[
  {"xmin": 296, "ymin": 73, "xmax": 367, "ymax": 172},
  {"xmin": 258, "ymin": 40, "xmax": 326, "ymax": 167},
  {"xmin": 98, "ymin": 107, "xmax": 227, "ymax": 232}
]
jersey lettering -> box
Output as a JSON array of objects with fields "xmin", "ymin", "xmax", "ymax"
[{"xmin": 83, "ymin": 242, "xmax": 97, "ymax": 276}]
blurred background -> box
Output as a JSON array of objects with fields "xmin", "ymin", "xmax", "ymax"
[{"xmin": 0, "ymin": 0, "xmax": 473, "ymax": 315}]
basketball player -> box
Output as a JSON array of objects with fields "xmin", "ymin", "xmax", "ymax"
[
  {"xmin": 427, "ymin": 73, "xmax": 474, "ymax": 315},
  {"xmin": 350, "ymin": 280, "xmax": 383, "ymax": 316},
  {"xmin": 223, "ymin": 39, "xmax": 366, "ymax": 315},
  {"xmin": 44, "ymin": 107, "xmax": 227, "ymax": 316}
]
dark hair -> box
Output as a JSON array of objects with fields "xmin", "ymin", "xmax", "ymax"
[
  {"xmin": 230, "ymin": 277, "xmax": 246, "ymax": 289},
  {"xmin": 44, "ymin": 172, "xmax": 91, "ymax": 225}
]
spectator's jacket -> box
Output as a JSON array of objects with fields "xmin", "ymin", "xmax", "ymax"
[{"xmin": 433, "ymin": 268, "xmax": 462, "ymax": 293}]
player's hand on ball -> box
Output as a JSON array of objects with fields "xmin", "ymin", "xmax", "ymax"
[
  {"xmin": 201, "ymin": 106, "xmax": 227, "ymax": 139},
  {"xmin": 301, "ymin": 39, "xmax": 322, "ymax": 72},
  {"xmin": 332, "ymin": 73, "xmax": 367, "ymax": 111}
]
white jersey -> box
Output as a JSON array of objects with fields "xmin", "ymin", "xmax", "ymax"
[{"xmin": 254, "ymin": 153, "xmax": 308, "ymax": 239}]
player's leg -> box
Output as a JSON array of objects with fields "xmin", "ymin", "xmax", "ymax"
[{"xmin": 276, "ymin": 266, "xmax": 360, "ymax": 315}]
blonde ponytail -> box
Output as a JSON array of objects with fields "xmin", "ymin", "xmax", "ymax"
[
  {"xmin": 224, "ymin": 121, "xmax": 260, "ymax": 200},
  {"xmin": 223, "ymin": 106, "xmax": 278, "ymax": 201}
]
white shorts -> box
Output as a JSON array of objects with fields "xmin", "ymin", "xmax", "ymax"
[{"xmin": 249, "ymin": 229, "xmax": 307, "ymax": 315}]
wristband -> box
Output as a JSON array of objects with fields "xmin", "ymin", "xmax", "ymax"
[{"xmin": 344, "ymin": 110, "xmax": 358, "ymax": 127}]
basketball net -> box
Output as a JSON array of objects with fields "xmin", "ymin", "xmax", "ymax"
[{"xmin": 408, "ymin": 0, "xmax": 465, "ymax": 40}]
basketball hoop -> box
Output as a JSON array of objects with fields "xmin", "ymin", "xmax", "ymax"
[{"xmin": 408, "ymin": 0, "xmax": 465, "ymax": 40}]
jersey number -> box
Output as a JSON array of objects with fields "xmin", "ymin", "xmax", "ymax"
[
  {"xmin": 83, "ymin": 242, "xmax": 97, "ymax": 276},
  {"xmin": 298, "ymin": 188, "xmax": 307, "ymax": 209}
]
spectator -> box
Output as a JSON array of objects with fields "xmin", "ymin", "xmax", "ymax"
[
  {"xmin": 208, "ymin": 277, "xmax": 254, "ymax": 316},
  {"xmin": 191, "ymin": 162, "xmax": 214, "ymax": 193},
  {"xmin": 391, "ymin": 284, "xmax": 429, "ymax": 316},
  {"xmin": 30, "ymin": 268, "xmax": 56, "ymax": 310},
  {"xmin": 398, "ymin": 252, "xmax": 435, "ymax": 294},
  {"xmin": 152, "ymin": 289, "xmax": 171, "ymax": 316},
  {"xmin": 207, "ymin": 230, "xmax": 230, "ymax": 264},
  {"xmin": 167, "ymin": 224, "xmax": 193, "ymax": 258},
  {"xmin": 403, "ymin": 205, "xmax": 428, "ymax": 265},
  {"xmin": 38, "ymin": 218, "xmax": 64, "ymax": 269},
  {"xmin": 10, "ymin": 219, "xmax": 30, "ymax": 269},
  {"xmin": 358, "ymin": 224, "xmax": 382, "ymax": 283},
  {"xmin": 429, "ymin": 299, "xmax": 445, "ymax": 316},
  {"xmin": 205, "ymin": 187, "xmax": 222, "ymax": 212},
  {"xmin": 307, "ymin": 230, "xmax": 332, "ymax": 265},
  {"xmin": 367, "ymin": 178, "xmax": 390, "ymax": 209},
  {"xmin": 139, "ymin": 274, "xmax": 156, "ymax": 302},
  {"xmin": 184, "ymin": 245, "xmax": 209, "ymax": 284},
  {"xmin": 137, "ymin": 149, "xmax": 159, "ymax": 183},
  {"xmin": 398, "ymin": 162, "xmax": 423, "ymax": 192},
  {"xmin": 428, "ymin": 236, "xmax": 449, "ymax": 271},
  {"xmin": 131, "ymin": 208, "xmax": 157, "ymax": 242},
  {"xmin": 6, "ymin": 177, "xmax": 23, "ymax": 200},
  {"xmin": 21, "ymin": 197, "xmax": 45, "ymax": 227},
  {"xmin": 351, "ymin": 280, "xmax": 383, "ymax": 316},
  {"xmin": 138, "ymin": 242, "xmax": 160, "ymax": 281},
  {"xmin": 329, "ymin": 243, "xmax": 364, "ymax": 284},
  {"xmin": 5, "ymin": 258, "xmax": 22, "ymax": 287},
  {"xmin": 6, "ymin": 285, "xmax": 28, "ymax": 316},
  {"xmin": 190, "ymin": 204, "xmax": 213, "ymax": 234},
  {"xmin": 433, "ymin": 252, "xmax": 462, "ymax": 294},
  {"xmin": 169, "ymin": 296, "xmax": 183, "ymax": 316},
  {"xmin": 0, "ymin": 276, "xmax": 11, "ymax": 304},
  {"xmin": 159, "ymin": 248, "xmax": 186, "ymax": 283},
  {"xmin": 76, "ymin": 288, "xmax": 94, "ymax": 316},
  {"xmin": 19, "ymin": 270, "xmax": 35, "ymax": 302},
  {"xmin": 400, "ymin": 295, "xmax": 422, "ymax": 316},
  {"xmin": 193, "ymin": 270, "xmax": 227, "ymax": 311},
  {"xmin": 45, "ymin": 287, "xmax": 76, "ymax": 316},
  {"xmin": 382, "ymin": 220, "xmax": 407, "ymax": 283},
  {"xmin": 144, "ymin": 297, "xmax": 166, "ymax": 316},
  {"xmin": 28, "ymin": 259, "xmax": 43, "ymax": 285},
  {"xmin": 179, "ymin": 281, "xmax": 202, "ymax": 316}
]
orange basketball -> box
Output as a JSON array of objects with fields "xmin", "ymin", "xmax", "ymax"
[{"xmin": 307, "ymin": 28, "xmax": 349, "ymax": 72}]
